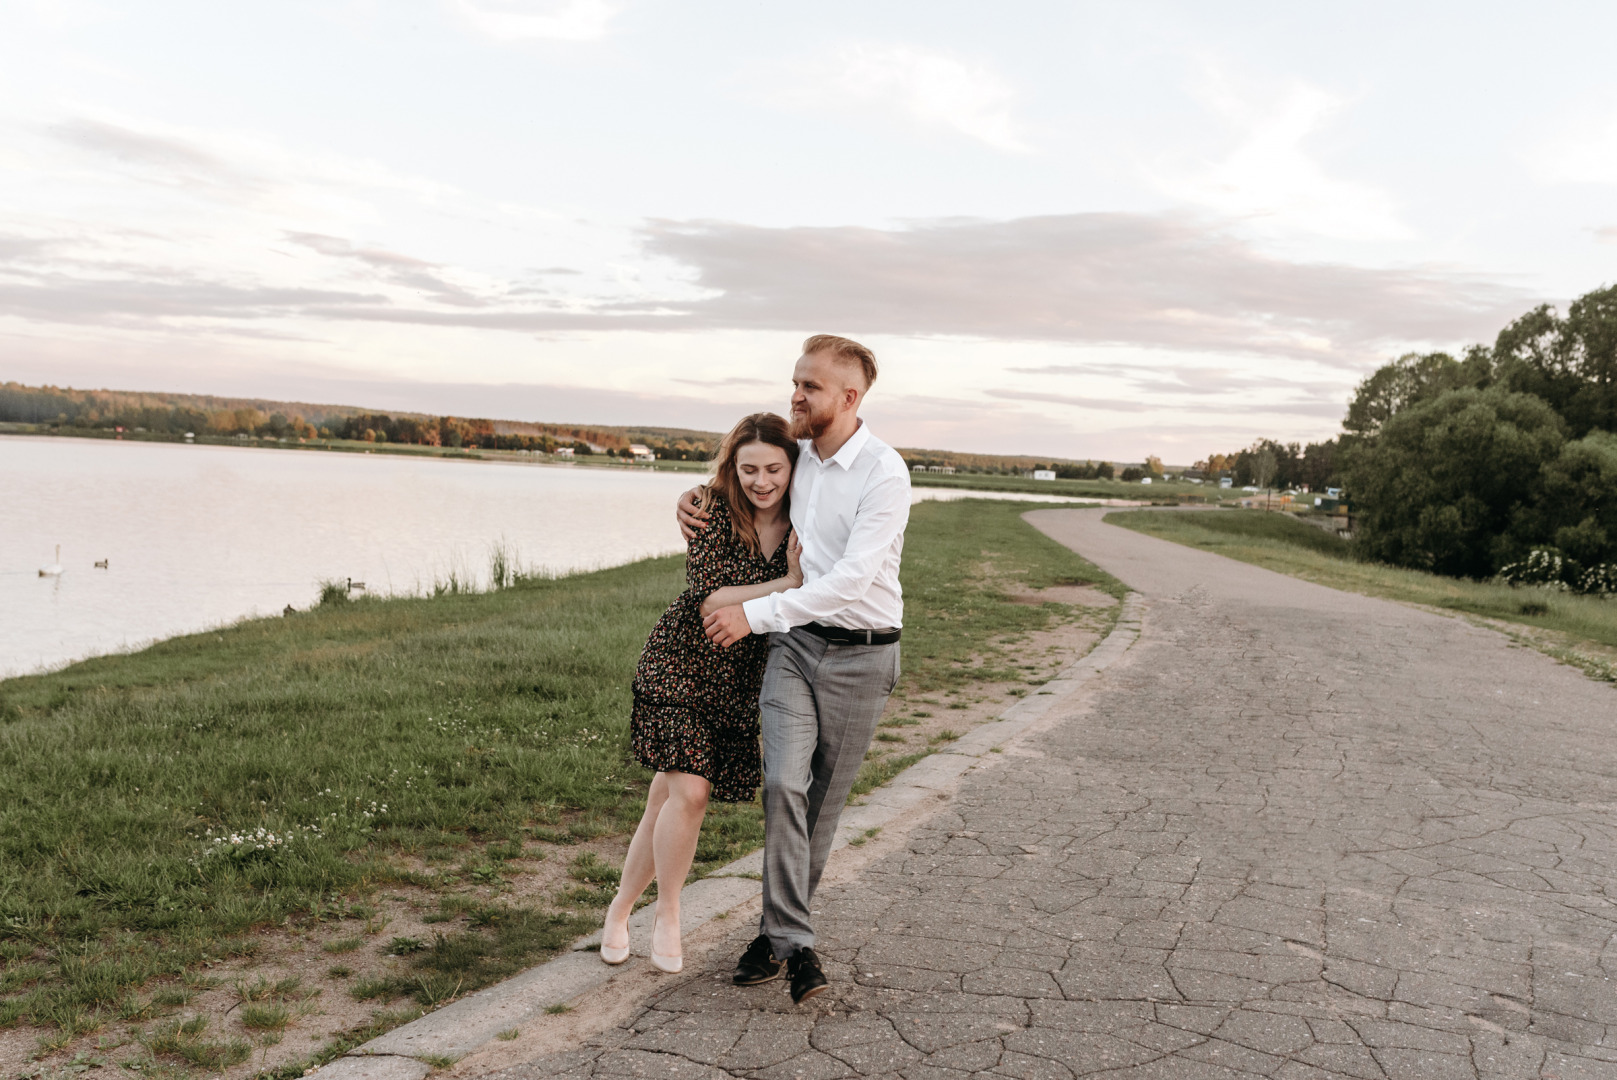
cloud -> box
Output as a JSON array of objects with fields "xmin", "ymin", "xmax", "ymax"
[
  {"xmin": 0, "ymin": 268, "xmax": 382, "ymax": 325},
  {"xmin": 793, "ymin": 43, "xmax": 1029, "ymax": 152},
  {"xmin": 671, "ymin": 376, "xmax": 777, "ymax": 388},
  {"xmin": 1595, "ymin": 226, "xmax": 1617, "ymax": 244},
  {"xmin": 985, "ymin": 388, "xmax": 1151, "ymax": 413},
  {"xmin": 629, "ymin": 213, "xmax": 1525, "ymax": 363},
  {"xmin": 47, "ymin": 117, "xmax": 253, "ymax": 189},
  {"xmin": 1007, "ymin": 360, "xmax": 1347, "ymax": 400},
  {"xmin": 3, "ymin": 211, "xmax": 1526, "ymax": 366},
  {"xmin": 1155, "ymin": 72, "xmax": 1406, "ymax": 241},
  {"xmin": 285, "ymin": 232, "xmax": 488, "ymax": 308},
  {"xmin": 449, "ymin": 0, "xmax": 618, "ymax": 42}
]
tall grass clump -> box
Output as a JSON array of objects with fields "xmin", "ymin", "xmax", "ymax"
[{"xmin": 488, "ymin": 540, "xmax": 519, "ymax": 591}]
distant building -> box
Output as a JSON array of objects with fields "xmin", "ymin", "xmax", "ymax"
[
  {"xmin": 926, "ymin": 464, "xmax": 955, "ymax": 474},
  {"xmin": 1139, "ymin": 477, "xmax": 1152, "ymax": 484},
  {"xmin": 1219, "ymin": 477, "xmax": 1233, "ymax": 488},
  {"xmin": 554, "ymin": 446, "xmax": 575, "ymax": 458},
  {"xmin": 586, "ymin": 443, "xmax": 608, "ymax": 454},
  {"xmin": 630, "ymin": 444, "xmax": 655, "ymax": 462},
  {"xmin": 1032, "ymin": 469, "xmax": 1055, "ymax": 481}
]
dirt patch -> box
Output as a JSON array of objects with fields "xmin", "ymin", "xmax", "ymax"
[
  {"xmin": 2, "ymin": 834, "xmax": 633, "ymax": 1080},
  {"xmin": 1003, "ymin": 584, "xmax": 1118, "ymax": 608}
]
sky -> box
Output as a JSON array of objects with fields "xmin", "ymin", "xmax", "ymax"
[{"xmin": 3, "ymin": 1, "xmax": 1616, "ymax": 461}]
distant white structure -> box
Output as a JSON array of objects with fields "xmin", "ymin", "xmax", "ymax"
[
  {"xmin": 1139, "ymin": 477, "xmax": 1152, "ymax": 484},
  {"xmin": 630, "ymin": 444, "xmax": 655, "ymax": 462},
  {"xmin": 39, "ymin": 545, "xmax": 63, "ymax": 577},
  {"xmin": 1219, "ymin": 477, "xmax": 1233, "ymax": 489},
  {"xmin": 1032, "ymin": 469, "xmax": 1055, "ymax": 481},
  {"xmin": 554, "ymin": 446, "xmax": 575, "ymax": 458}
]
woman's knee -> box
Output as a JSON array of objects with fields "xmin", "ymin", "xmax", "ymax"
[{"xmin": 665, "ymin": 771, "xmax": 711, "ymax": 809}]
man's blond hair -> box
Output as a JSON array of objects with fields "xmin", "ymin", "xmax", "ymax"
[{"xmin": 802, "ymin": 334, "xmax": 878, "ymax": 389}]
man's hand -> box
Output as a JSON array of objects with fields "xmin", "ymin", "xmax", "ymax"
[
  {"xmin": 784, "ymin": 529, "xmax": 803, "ymax": 587},
  {"xmin": 676, "ymin": 486, "xmax": 708, "ymax": 541},
  {"xmin": 702, "ymin": 605, "xmax": 752, "ymax": 647}
]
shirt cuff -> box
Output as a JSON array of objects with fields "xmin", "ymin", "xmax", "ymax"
[{"xmin": 742, "ymin": 594, "xmax": 785, "ymax": 635}]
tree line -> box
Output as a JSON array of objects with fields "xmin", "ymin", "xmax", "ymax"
[
  {"xmin": 1199, "ymin": 285, "xmax": 1615, "ymax": 594},
  {"xmin": 0, "ymin": 383, "xmax": 715, "ymax": 459}
]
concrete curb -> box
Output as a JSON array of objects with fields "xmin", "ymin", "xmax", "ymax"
[{"xmin": 313, "ymin": 594, "xmax": 1145, "ymax": 1080}]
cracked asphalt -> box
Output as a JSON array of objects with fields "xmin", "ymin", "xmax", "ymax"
[{"xmin": 494, "ymin": 509, "xmax": 1617, "ymax": 1080}]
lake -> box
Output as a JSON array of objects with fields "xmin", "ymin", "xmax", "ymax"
[{"xmin": 1, "ymin": 436, "xmax": 1109, "ymax": 677}]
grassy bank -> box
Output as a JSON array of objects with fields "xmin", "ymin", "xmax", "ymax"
[
  {"xmin": 1108, "ymin": 509, "xmax": 1617, "ymax": 679},
  {"xmin": 0, "ymin": 499, "xmax": 1117, "ymax": 1073}
]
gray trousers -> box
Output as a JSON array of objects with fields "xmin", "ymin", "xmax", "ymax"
[{"xmin": 758, "ymin": 627, "xmax": 900, "ymax": 957}]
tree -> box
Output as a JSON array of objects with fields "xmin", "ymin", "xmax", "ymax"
[
  {"xmin": 1144, "ymin": 455, "xmax": 1164, "ymax": 478},
  {"xmin": 1297, "ymin": 439, "xmax": 1338, "ymax": 491},
  {"xmin": 1535, "ymin": 430, "xmax": 1617, "ymax": 573},
  {"xmin": 1252, "ymin": 446, "xmax": 1277, "ymax": 490},
  {"xmin": 1494, "ymin": 285, "xmax": 1617, "ymax": 438},
  {"xmin": 1342, "ymin": 387, "xmax": 1566, "ymax": 578},
  {"xmin": 1343, "ymin": 350, "xmax": 1492, "ymax": 436}
]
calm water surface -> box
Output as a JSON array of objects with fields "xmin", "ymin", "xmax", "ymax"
[{"xmin": 1, "ymin": 436, "xmax": 1107, "ymax": 677}]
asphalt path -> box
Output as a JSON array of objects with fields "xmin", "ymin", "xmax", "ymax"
[{"xmin": 497, "ymin": 508, "xmax": 1617, "ymax": 1080}]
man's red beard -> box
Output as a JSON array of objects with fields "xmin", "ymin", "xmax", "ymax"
[{"xmin": 789, "ymin": 406, "xmax": 833, "ymax": 441}]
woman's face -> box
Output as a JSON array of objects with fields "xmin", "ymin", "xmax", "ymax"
[{"xmin": 735, "ymin": 441, "xmax": 791, "ymax": 511}]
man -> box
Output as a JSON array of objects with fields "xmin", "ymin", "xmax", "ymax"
[{"xmin": 677, "ymin": 333, "xmax": 910, "ymax": 1004}]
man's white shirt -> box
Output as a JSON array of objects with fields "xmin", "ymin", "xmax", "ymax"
[{"xmin": 741, "ymin": 422, "xmax": 910, "ymax": 635}]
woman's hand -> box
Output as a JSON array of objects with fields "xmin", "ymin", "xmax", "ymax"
[
  {"xmin": 784, "ymin": 529, "xmax": 803, "ymax": 587},
  {"xmin": 675, "ymin": 487, "xmax": 707, "ymax": 541}
]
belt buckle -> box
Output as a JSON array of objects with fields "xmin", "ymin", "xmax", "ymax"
[{"xmin": 863, "ymin": 629, "xmax": 872, "ymax": 645}]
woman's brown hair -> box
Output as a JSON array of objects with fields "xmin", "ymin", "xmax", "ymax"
[{"xmin": 700, "ymin": 412, "xmax": 799, "ymax": 555}]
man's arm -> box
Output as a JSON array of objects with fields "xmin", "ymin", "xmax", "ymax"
[{"xmin": 738, "ymin": 473, "xmax": 909, "ymax": 635}]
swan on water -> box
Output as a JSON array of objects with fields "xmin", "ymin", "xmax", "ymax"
[
  {"xmin": 94, "ymin": 559, "xmax": 109, "ymax": 569},
  {"xmin": 39, "ymin": 545, "xmax": 63, "ymax": 577}
]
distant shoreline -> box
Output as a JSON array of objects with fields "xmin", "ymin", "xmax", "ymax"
[
  {"xmin": 0, "ymin": 423, "xmax": 1218, "ymax": 503},
  {"xmin": 0, "ymin": 422, "xmax": 710, "ymax": 473}
]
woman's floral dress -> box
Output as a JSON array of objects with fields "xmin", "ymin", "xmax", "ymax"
[{"xmin": 630, "ymin": 491, "xmax": 787, "ymax": 802}]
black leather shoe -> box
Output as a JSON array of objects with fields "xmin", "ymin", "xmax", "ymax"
[
  {"xmin": 732, "ymin": 935, "xmax": 783, "ymax": 986},
  {"xmin": 787, "ymin": 947, "xmax": 828, "ymax": 1004}
]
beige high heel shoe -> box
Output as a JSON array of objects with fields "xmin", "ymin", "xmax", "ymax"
[
  {"xmin": 600, "ymin": 901, "xmax": 631, "ymax": 966},
  {"xmin": 650, "ymin": 906, "xmax": 682, "ymax": 974}
]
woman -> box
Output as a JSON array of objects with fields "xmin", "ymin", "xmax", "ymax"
[{"xmin": 601, "ymin": 412, "xmax": 802, "ymax": 972}]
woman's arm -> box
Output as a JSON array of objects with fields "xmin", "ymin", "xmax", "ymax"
[
  {"xmin": 697, "ymin": 530, "xmax": 802, "ymax": 617},
  {"xmin": 700, "ymin": 576, "xmax": 795, "ymax": 618}
]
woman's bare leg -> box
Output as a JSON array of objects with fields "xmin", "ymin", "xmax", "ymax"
[
  {"xmin": 603, "ymin": 772, "xmax": 670, "ymax": 951},
  {"xmin": 650, "ymin": 770, "xmax": 711, "ymax": 959}
]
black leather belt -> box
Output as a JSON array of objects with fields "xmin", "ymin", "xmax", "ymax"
[{"xmin": 802, "ymin": 623, "xmax": 901, "ymax": 646}]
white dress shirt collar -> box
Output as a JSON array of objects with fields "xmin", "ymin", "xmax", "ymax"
[{"xmin": 808, "ymin": 419, "xmax": 871, "ymax": 471}]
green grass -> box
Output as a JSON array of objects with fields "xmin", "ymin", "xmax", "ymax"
[
  {"xmin": 0, "ymin": 498, "xmax": 1116, "ymax": 1055},
  {"xmin": 1107, "ymin": 509, "xmax": 1617, "ymax": 670}
]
